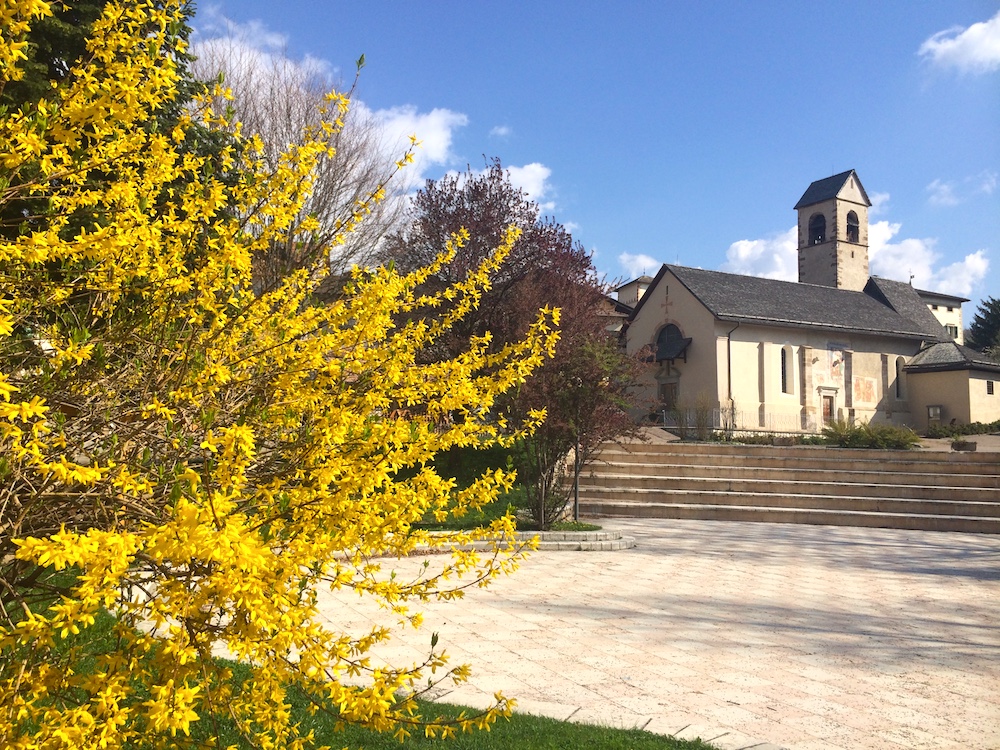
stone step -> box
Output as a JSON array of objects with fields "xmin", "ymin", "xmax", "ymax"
[
  {"xmin": 578, "ymin": 440, "xmax": 1000, "ymax": 533},
  {"xmin": 582, "ymin": 461, "xmax": 1000, "ymax": 488},
  {"xmin": 579, "ymin": 473, "xmax": 1000, "ymax": 501},
  {"xmin": 594, "ymin": 449, "xmax": 1000, "ymax": 476},
  {"xmin": 606, "ymin": 439, "xmax": 1000, "ymax": 464},
  {"xmin": 577, "ymin": 486, "xmax": 1000, "ymax": 518},
  {"xmin": 579, "ymin": 501, "xmax": 1000, "ymax": 534}
]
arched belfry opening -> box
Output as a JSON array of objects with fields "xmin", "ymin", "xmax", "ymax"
[
  {"xmin": 846, "ymin": 211, "xmax": 860, "ymax": 243},
  {"xmin": 808, "ymin": 214, "xmax": 826, "ymax": 245},
  {"xmin": 795, "ymin": 170, "xmax": 871, "ymax": 291}
]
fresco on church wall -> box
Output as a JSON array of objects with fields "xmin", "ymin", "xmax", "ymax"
[
  {"xmin": 814, "ymin": 345, "xmax": 846, "ymax": 387},
  {"xmin": 828, "ymin": 348, "xmax": 844, "ymax": 381},
  {"xmin": 854, "ymin": 376, "xmax": 877, "ymax": 405}
]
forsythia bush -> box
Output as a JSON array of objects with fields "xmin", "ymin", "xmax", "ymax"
[{"xmin": 0, "ymin": 2, "xmax": 558, "ymax": 748}]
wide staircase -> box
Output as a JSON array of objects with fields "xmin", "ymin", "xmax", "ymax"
[{"xmin": 578, "ymin": 439, "xmax": 1000, "ymax": 533}]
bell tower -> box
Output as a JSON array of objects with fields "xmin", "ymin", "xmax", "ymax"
[{"xmin": 795, "ymin": 170, "xmax": 871, "ymax": 291}]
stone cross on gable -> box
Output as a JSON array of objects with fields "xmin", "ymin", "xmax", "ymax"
[{"xmin": 660, "ymin": 285, "xmax": 673, "ymax": 319}]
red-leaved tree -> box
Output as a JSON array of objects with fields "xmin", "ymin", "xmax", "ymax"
[{"xmin": 381, "ymin": 159, "xmax": 641, "ymax": 527}]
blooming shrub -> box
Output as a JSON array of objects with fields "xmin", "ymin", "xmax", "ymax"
[{"xmin": 0, "ymin": 2, "xmax": 557, "ymax": 747}]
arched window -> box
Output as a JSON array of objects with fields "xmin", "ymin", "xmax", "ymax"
[
  {"xmin": 808, "ymin": 213, "xmax": 826, "ymax": 245},
  {"xmin": 895, "ymin": 357, "xmax": 906, "ymax": 399},
  {"xmin": 846, "ymin": 211, "xmax": 859, "ymax": 243},
  {"xmin": 655, "ymin": 324, "xmax": 691, "ymax": 362}
]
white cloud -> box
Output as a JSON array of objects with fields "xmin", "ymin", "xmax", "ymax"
[
  {"xmin": 370, "ymin": 105, "xmax": 468, "ymax": 182},
  {"xmin": 925, "ymin": 170, "xmax": 999, "ymax": 207},
  {"xmin": 926, "ymin": 179, "xmax": 960, "ymax": 207},
  {"xmin": 869, "ymin": 192, "xmax": 891, "ymax": 216},
  {"xmin": 919, "ymin": 10, "xmax": 1000, "ymax": 74},
  {"xmin": 869, "ymin": 220, "xmax": 990, "ymax": 296},
  {"xmin": 618, "ymin": 252, "xmax": 660, "ymax": 278},
  {"xmin": 192, "ymin": 13, "xmax": 469, "ymax": 188},
  {"xmin": 507, "ymin": 163, "xmax": 555, "ymax": 212},
  {"xmin": 192, "ymin": 25, "xmax": 334, "ymax": 92},
  {"xmin": 935, "ymin": 250, "xmax": 990, "ymax": 296},
  {"xmin": 717, "ymin": 219, "xmax": 991, "ymax": 297},
  {"xmin": 489, "ymin": 125, "xmax": 512, "ymax": 138},
  {"xmin": 721, "ymin": 227, "xmax": 798, "ymax": 281},
  {"xmin": 977, "ymin": 170, "xmax": 998, "ymax": 195},
  {"xmin": 194, "ymin": 8, "xmax": 291, "ymax": 54}
]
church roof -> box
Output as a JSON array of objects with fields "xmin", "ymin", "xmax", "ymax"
[
  {"xmin": 914, "ymin": 287, "xmax": 969, "ymax": 304},
  {"xmin": 793, "ymin": 169, "xmax": 871, "ymax": 209},
  {"xmin": 864, "ymin": 277, "xmax": 952, "ymax": 342},
  {"xmin": 634, "ymin": 264, "xmax": 941, "ymax": 341},
  {"xmin": 905, "ymin": 341, "xmax": 1000, "ymax": 374},
  {"xmin": 614, "ymin": 275, "xmax": 653, "ymax": 292}
]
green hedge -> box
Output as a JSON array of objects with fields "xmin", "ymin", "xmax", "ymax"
[
  {"xmin": 925, "ymin": 420, "xmax": 1000, "ymax": 439},
  {"xmin": 821, "ymin": 420, "xmax": 921, "ymax": 449}
]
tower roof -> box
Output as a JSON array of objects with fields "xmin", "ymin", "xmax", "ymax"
[{"xmin": 794, "ymin": 169, "xmax": 871, "ymax": 209}]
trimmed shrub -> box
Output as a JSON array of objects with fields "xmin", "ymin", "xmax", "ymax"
[{"xmin": 821, "ymin": 420, "xmax": 921, "ymax": 449}]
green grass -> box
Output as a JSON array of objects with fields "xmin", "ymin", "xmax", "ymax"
[
  {"xmin": 413, "ymin": 491, "xmax": 526, "ymax": 531},
  {"xmin": 318, "ymin": 707, "xmax": 717, "ymax": 749},
  {"xmin": 207, "ymin": 660, "xmax": 716, "ymax": 749},
  {"xmin": 18, "ymin": 574, "xmax": 704, "ymax": 749}
]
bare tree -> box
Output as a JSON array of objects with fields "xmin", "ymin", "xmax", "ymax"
[{"xmin": 191, "ymin": 35, "xmax": 413, "ymax": 294}]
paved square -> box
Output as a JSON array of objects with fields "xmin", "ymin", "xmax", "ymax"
[{"xmin": 316, "ymin": 519, "xmax": 1000, "ymax": 749}]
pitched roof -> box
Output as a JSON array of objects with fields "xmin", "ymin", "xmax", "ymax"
[
  {"xmin": 914, "ymin": 287, "xmax": 970, "ymax": 304},
  {"xmin": 864, "ymin": 277, "xmax": 951, "ymax": 343},
  {"xmin": 614, "ymin": 275, "xmax": 653, "ymax": 292},
  {"xmin": 793, "ymin": 169, "xmax": 871, "ymax": 209},
  {"xmin": 904, "ymin": 341, "xmax": 1000, "ymax": 374},
  {"xmin": 633, "ymin": 264, "xmax": 939, "ymax": 341}
]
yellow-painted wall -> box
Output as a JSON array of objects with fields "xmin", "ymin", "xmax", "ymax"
[
  {"xmin": 907, "ymin": 370, "xmax": 971, "ymax": 431},
  {"xmin": 626, "ymin": 269, "xmax": 718, "ymax": 415},
  {"xmin": 968, "ymin": 372, "xmax": 1000, "ymax": 424}
]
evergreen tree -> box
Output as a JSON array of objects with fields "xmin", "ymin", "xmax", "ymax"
[{"xmin": 966, "ymin": 297, "xmax": 1000, "ymax": 357}]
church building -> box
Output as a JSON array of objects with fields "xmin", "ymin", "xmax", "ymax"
[{"xmin": 621, "ymin": 170, "xmax": 1000, "ymax": 433}]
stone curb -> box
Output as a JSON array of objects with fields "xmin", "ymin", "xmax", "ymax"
[{"xmin": 426, "ymin": 530, "xmax": 636, "ymax": 552}]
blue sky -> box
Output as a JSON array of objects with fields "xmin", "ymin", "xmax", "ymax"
[{"xmin": 192, "ymin": 2, "xmax": 1000, "ymax": 314}]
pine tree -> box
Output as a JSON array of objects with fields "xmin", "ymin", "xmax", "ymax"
[{"xmin": 966, "ymin": 297, "xmax": 1000, "ymax": 357}]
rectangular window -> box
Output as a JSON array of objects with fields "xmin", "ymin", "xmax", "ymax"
[
  {"xmin": 780, "ymin": 348, "xmax": 788, "ymax": 393},
  {"xmin": 989, "ymin": 381, "xmax": 995, "ymax": 396},
  {"xmin": 946, "ymin": 324, "xmax": 959, "ymax": 339}
]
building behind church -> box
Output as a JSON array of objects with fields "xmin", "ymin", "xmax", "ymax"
[{"xmin": 618, "ymin": 170, "xmax": 1000, "ymax": 434}]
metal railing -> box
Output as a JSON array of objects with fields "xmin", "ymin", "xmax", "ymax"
[{"xmin": 657, "ymin": 407, "xmax": 818, "ymax": 436}]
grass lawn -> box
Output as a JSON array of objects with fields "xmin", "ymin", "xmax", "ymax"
[
  {"xmin": 421, "ymin": 445, "xmax": 602, "ymax": 533},
  {"xmin": 28, "ymin": 600, "xmax": 714, "ymax": 749},
  {"xmin": 209, "ymin": 660, "xmax": 718, "ymax": 749},
  {"xmin": 306, "ymin": 706, "xmax": 719, "ymax": 749}
]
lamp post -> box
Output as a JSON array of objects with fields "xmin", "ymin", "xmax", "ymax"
[
  {"xmin": 573, "ymin": 428, "xmax": 580, "ymax": 522},
  {"xmin": 572, "ymin": 376, "xmax": 582, "ymax": 522}
]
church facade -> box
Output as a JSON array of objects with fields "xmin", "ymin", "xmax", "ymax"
[{"xmin": 621, "ymin": 171, "xmax": 1000, "ymax": 433}]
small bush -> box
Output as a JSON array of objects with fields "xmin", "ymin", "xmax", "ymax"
[
  {"xmin": 710, "ymin": 431, "xmax": 778, "ymax": 445},
  {"xmin": 799, "ymin": 434, "xmax": 827, "ymax": 445},
  {"xmin": 821, "ymin": 419, "xmax": 921, "ymax": 449}
]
